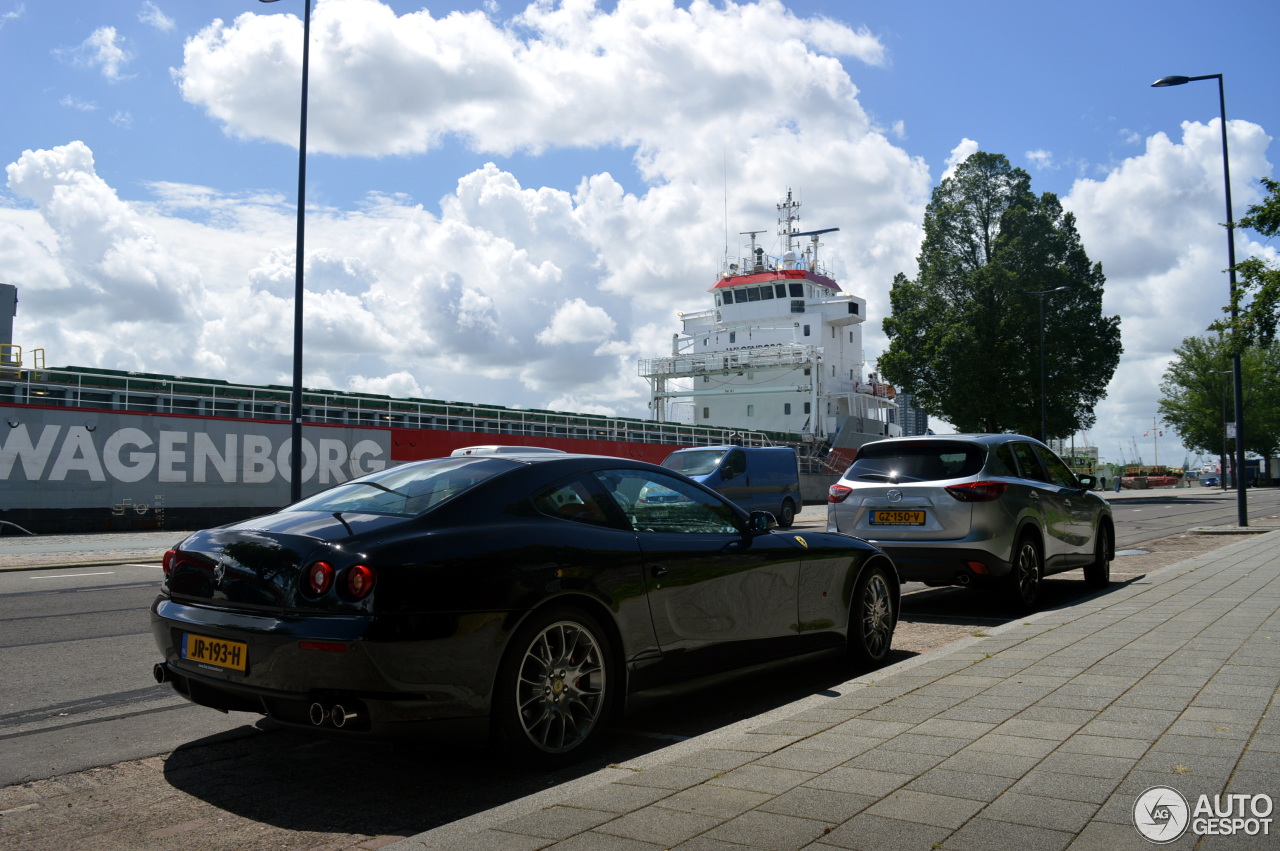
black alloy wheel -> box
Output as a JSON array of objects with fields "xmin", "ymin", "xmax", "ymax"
[
  {"xmin": 1084, "ymin": 523, "xmax": 1112, "ymax": 589},
  {"xmin": 495, "ymin": 607, "xmax": 614, "ymax": 764},
  {"xmin": 848, "ymin": 563, "xmax": 895, "ymax": 666},
  {"xmin": 1006, "ymin": 535, "xmax": 1043, "ymax": 615}
]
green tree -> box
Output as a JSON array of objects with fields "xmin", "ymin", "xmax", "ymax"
[
  {"xmin": 1221, "ymin": 177, "xmax": 1280, "ymax": 349},
  {"xmin": 1158, "ymin": 334, "xmax": 1280, "ymax": 463},
  {"xmin": 880, "ymin": 152, "xmax": 1123, "ymax": 438}
]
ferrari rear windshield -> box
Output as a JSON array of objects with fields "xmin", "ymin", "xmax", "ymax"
[{"xmin": 288, "ymin": 457, "xmax": 520, "ymax": 517}]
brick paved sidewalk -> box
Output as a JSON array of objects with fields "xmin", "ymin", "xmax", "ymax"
[{"xmin": 390, "ymin": 530, "xmax": 1280, "ymax": 851}]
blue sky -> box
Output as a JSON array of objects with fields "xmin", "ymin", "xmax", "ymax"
[{"xmin": 1, "ymin": 0, "xmax": 1277, "ymax": 468}]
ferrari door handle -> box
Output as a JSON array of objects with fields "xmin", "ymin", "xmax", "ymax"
[{"xmin": 650, "ymin": 565, "xmax": 669, "ymax": 578}]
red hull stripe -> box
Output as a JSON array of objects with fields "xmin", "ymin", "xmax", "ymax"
[{"xmin": 389, "ymin": 428, "xmax": 681, "ymax": 465}]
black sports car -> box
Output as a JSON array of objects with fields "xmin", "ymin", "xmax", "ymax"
[{"xmin": 151, "ymin": 453, "xmax": 898, "ymax": 761}]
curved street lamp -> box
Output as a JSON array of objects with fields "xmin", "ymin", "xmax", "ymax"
[
  {"xmin": 1019, "ymin": 286, "xmax": 1072, "ymax": 443},
  {"xmin": 1152, "ymin": 73, "xmax": 1248, "ymax": 526},
  {"xmin": 260, "ymin": 0, "xmax": 311, "ymax": 503}
]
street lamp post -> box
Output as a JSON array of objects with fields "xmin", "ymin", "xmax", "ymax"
[
  {"xmin": 261, "ymin": 0, "xmax": 311, "ymax": 503},
  {"xmin": 1019, "ymin": 286, "xmax": 1071, "ymax": 443},
  {"xmin": 1210, "ymin": 368, "xmax": 1231, "ymax": 490},
  {"xmin": 1152, "ymin": 73, "xmax": 1248, "ymax": 527}
]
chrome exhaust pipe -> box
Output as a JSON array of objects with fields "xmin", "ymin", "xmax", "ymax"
[
  {"xmin": 309, "ymin": 702, "xmax": 330, "ymax": 726},
  {"xmin": 955, "ymin": 574, "xmax": 970, "ymax": 586},
  {"xmin": 152, "ymin": 663, "xmax": 169, "ymax": 684},
  {"xmin": 331, "ymin": 704, "xmax": 356, "ymax": 728}
]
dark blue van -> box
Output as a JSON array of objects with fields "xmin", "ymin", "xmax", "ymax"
[{"xmin": 661, "ymin": 446, "xmax": 802, "ymax": 527}]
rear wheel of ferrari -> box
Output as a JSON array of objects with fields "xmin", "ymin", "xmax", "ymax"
[
  {"xmin": 495, "ymin": 607, "xmax": 614, "ymax": 765},
  {"xmin": 848, "ymin": 562, "xmax": 895, "ymax": 667}
]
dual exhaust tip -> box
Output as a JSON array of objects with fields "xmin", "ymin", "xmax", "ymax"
[
  {"xmin": 154, "ymin": 663, "xmax": 358, "ymax": 730},
  {"xmin": 310, "ymin": 702, "xmax": 358, "ymax": 728}
]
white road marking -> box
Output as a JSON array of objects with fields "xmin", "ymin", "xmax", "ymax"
[{"xmin": 31, "ymin": 572, "xmax": 116, "ymax": 579}]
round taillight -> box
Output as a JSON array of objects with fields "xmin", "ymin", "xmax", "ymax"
[
  {"xmin": 306, "ymin": 561, "xmax": 335, "ymax": 595},
  {"xmin": 828, "ymin": 484, "xmax": 853, "ymax": 503},
  {"xmin": 344, "ymin": 564, "xmax": 376, "ymax": 600},
  {"xmin": 162, "ymin": 549, "xmax": 177, "ymax": 577}
]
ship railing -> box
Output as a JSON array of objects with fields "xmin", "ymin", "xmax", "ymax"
[
  {"xmin": 638, "ymin": 345, "xmax": 817, "ymax": 378},
  {"xmin": 0, "ymin": 365, "xmax": 794, "ymax": 449}
]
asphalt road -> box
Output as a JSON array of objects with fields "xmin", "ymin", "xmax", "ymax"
[{"xmin": 1, "ymin": 488, "xmax": 1278, "ymax": 848}]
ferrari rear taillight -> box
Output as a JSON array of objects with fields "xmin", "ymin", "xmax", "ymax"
[
  {"xmin": 162, "ymin": 549, "xmax": 177, "ymax": 577},
  {"xmin": 828, "ymin": 484, "xmax": 853, "ymax": 503},
  {"xmin": 306, "ymin": 561, "xmax": 335, "ymax": 595},
  {"xmin": 945, "ymin": 481, "xmax": 1007, "ymax": 502},
  {"xmin": 344, "ymin": 564, "xmax": 376, "ymax": 600}
]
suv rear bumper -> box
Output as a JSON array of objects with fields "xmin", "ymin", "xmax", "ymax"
[{"xmin": 876, "ymin": 545, "xmax": 1014, "ymax": 586}]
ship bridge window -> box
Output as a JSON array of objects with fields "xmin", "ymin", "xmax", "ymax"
[
  {"xmin": 747, "ymin": 287, "xmax": 761, "ymax": 302},
  {"xmin": 715, "ymin": 294, "xmax": 722, "ymax": 307},
  {"xmin": 849, "ymin": 302, "xmax": 859, "ymax": 314},
  {"xmin": 775, "ymin": 284, "xmax": 787, "ymax": 298},
  {"xmin": 760, "ymin": 285, "xmax": 774, "ymax": 300},
  {"xmin": 789, "ymin": 283, "xmax": 804, "ymax": 297}
]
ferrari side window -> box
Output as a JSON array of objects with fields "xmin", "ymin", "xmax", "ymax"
[
  {"xmin": 597, "ymin": 470, "xmax": 739, "ymax": 534},
  {"xmin": 533, "ymin": 478, "xmax": 614, "ymax": 528}
]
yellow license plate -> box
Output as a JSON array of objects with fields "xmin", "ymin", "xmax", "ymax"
[
  {"xmin": 182, "ymin": 632, "xmax": 248, "ymax": 672},
  {"xmin": 870, "ymin": 510, "xmax": 926, "ymax": 526}
]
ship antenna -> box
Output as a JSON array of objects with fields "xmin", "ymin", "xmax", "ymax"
[
  {"xmin": 740, "ymin": 230, "xmax": 767, "ymax": 272},
  {"xmin": 777, "ymin": 188, "xmax": 801, "ymax": 253},
  {"xmin": 722, "ymin": 148, "xmax": 730, "ymax": 272}
]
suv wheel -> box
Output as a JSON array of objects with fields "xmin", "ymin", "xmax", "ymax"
[
  {"xmin": 1006, "ymin": 535, "xmax": 1043, "ymax": 614},
  {"xmin": 1084, "ymin": 523, "xmax": 1112, "ymax": 589}
]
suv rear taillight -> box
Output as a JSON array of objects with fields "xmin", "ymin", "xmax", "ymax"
[
  {"xmin": 945, "ymin": 481, "xmax": 1007, "ymax": 502},
  {"xmin": 829, "ymin": 484, "xmax": 853, "ymax": 503}
]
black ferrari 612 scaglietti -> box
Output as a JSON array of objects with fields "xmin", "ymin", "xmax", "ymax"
[{"xmin": 151, "ymin": 453, "xmax": 898, "ymax": 762}]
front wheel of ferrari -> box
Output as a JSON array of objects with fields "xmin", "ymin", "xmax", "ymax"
[{"xmin": 494, "ymin": 607, "xmax": 615, "ymax": 765}]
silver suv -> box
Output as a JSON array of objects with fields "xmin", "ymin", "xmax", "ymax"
[{"xmin": 827, "ymin": 434, "xmax": 1113, "ymax": 613}]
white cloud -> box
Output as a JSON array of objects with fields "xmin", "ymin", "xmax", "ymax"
[
  {"xmin": 139, "ymin": 1, "xmax": 175, "ymax": 32},
  {"xmin": 1064, "ymin": 117, "xmax": 1274, "ymax": 466},
  {"xmin": 536, "ymin": 298, "xmax": 617, "ymax": 345},
  {"xmin": 60, "ymin": 95, "xmax": 98, "ymax": 112},
  {"xmin": 59, "ymin": 26, "xmax": 134, "ymax": 82},
  {"xmin": 1026, "ymin": 149, "xmax": 1054, "ymax": 169},
  {"xmin": 177, "ymin": 0, "xmax": 887, "ymax": 158},
  {"xmin": 941, "ymin": 138, "xmax": 979, "ymax": 182},
  {"xmin": 0, "ymin": 4, "xmax": 22, "ymax": 31}
]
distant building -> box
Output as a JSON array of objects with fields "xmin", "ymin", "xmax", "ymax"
[{"xmin": 895, "ymin": 392, "xmax": 929, "ymax": 436}]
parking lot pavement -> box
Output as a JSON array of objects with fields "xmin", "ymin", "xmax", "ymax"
[{"xmin": 388, "ymin": 528, "xmax": 1280, "ymax": 851}]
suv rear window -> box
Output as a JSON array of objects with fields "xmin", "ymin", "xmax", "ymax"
[{"xmin": 846, "ymin": 441, "xmax": 984, "ymax": 483}]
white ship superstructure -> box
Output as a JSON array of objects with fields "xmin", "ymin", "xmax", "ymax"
[{"xmin": 640, "ymin": 191, "xmax": 899, "ymax": 453}]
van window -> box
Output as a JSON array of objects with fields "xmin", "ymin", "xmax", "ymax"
[{"xmin": 662, "ymin": 448, "xmax": 727, "ymax": 477}]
